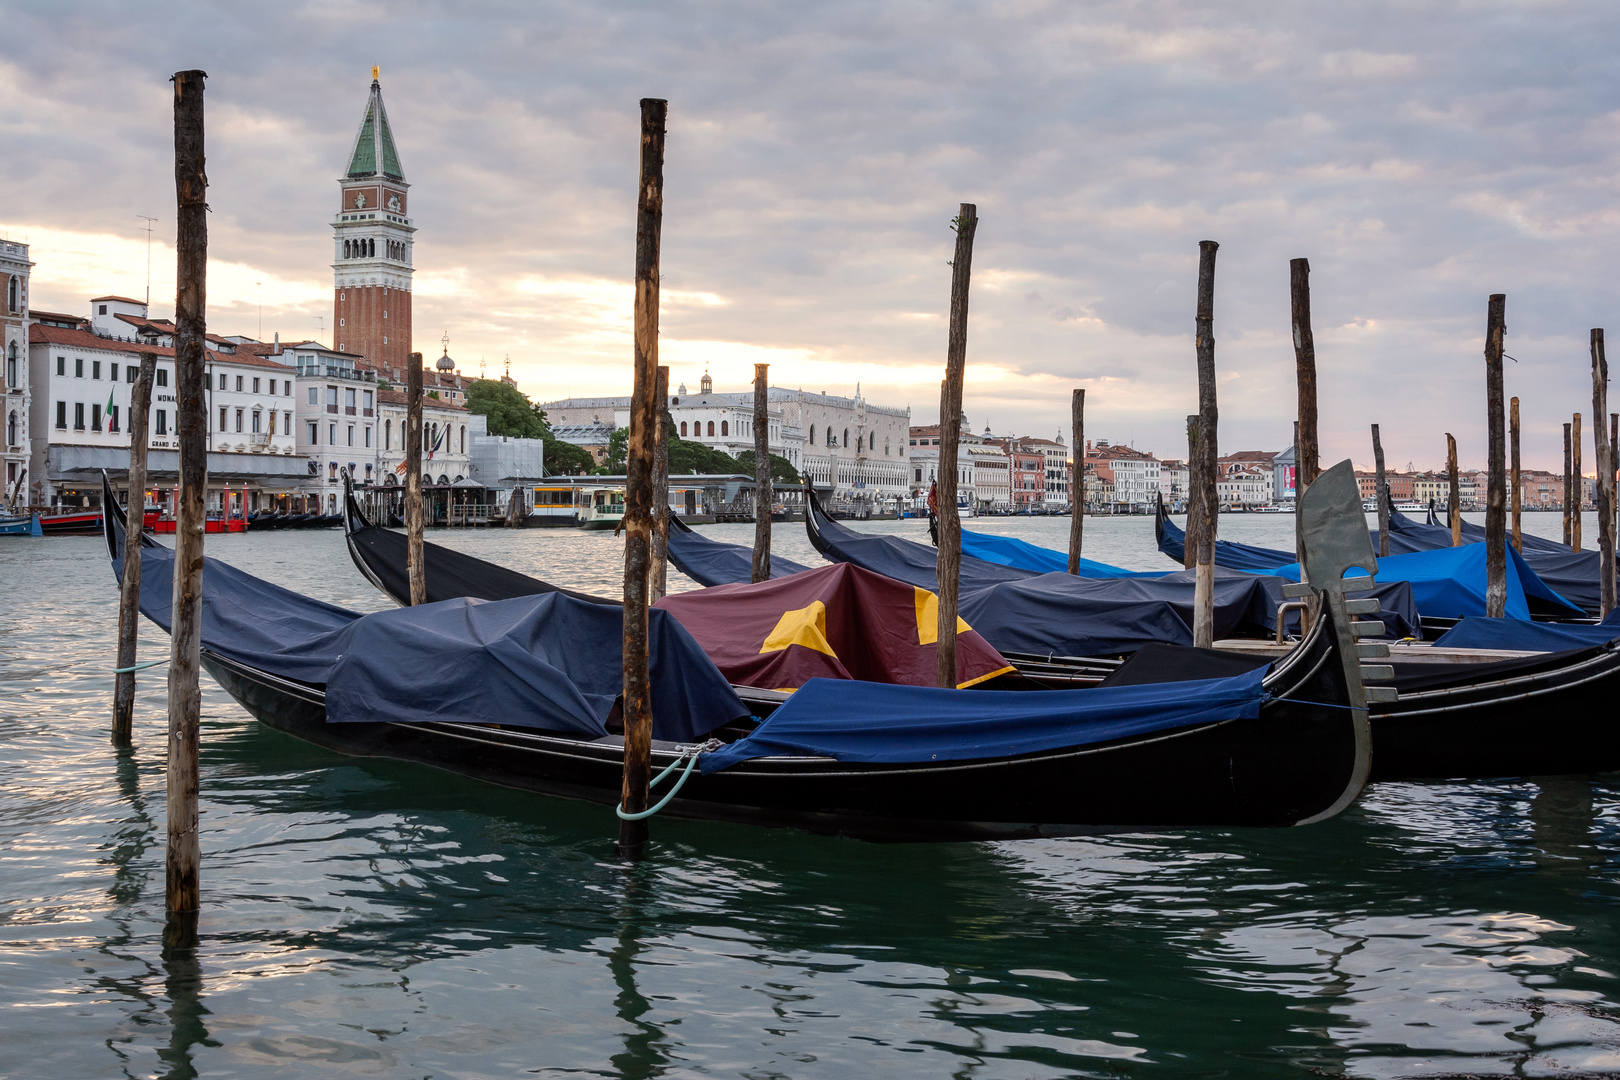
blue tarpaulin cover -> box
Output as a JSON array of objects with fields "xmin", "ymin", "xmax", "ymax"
[
  {"xmin": 957, "ymin": 567, "xmax": 1419, "ymax": 656},
  {"xmin": 1258, "ymin": 541, "xmax": 1583, "ymax": 622},
  {"xmin": 959, "ymin": 528, "xmax": 1145, "ymax": 578},
  {"xmin": 666, "ymin": 520, "xmax": 813, "ymax": 586},
  {"xmin": 809, "ymin": 500, "xmax": 1039, "ymax": 593},
  {"xmin": 1392, "ymin": 511, "xmax": 1609, "ymax": 615},
  {"xmin": 114, "ymin": 540, "xmax": 746, "ymax": 741},
  {"xmin": 1153, "ymin": 511, "xmax": 1297, "ymax": 571},
  {"xmin": 701, "ymin": 665, "xmax": 1270, "ymax": 771},
  {"xmin": 1432, "ymin": 608, "xmax": 1620, "ymax": 652}
]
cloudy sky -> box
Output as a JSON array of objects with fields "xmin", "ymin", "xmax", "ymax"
[{"xmin": 5, "ymin": 1, "xmax": 1618, "ymax": 471}]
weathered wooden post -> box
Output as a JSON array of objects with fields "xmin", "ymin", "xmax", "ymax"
[
  {"xmin": 114, "ymin": 351, "xmax": 157, "ymax": 745},
  {"xmin": 1371, "ymin": 423, "xmax": 1390, "ymax": 558},
  {"xmin": 1573, "ymin": 413, "xmax": 1584, "ymax": 552},
  {"xmin": 1291, "ymin": 258, "xmax": 1320, "ymax": 490},
  {"xmin": 1564, "ymin": 421, "xmax": 1575, "ymax": 545},
  {"xmin": 618, "ymin": 98, "xmax": 666, "ymax": 859},
  {"xmin": 1446, "ymin": 433, "xmax": 1461, "ymax": 547},
  {"xmin": 1193, "ymin": 241, "xmax": 1219, "ymax": 649},
  {"xmin": 405, "ymin": 352, "xmax": 425, "ymax": 604},
  {"xmin": 1183, "ymin": 415, "xmax": 1200, "ymax": 568},
  {"xmin": 166, "ymin": 69, "xmax": 208, "ymax": 924},
  {"xmin": 1593, "ymin": 329, "xmax": 1614, "ymax": 615},
  {"xmin": 1067, "ymin": 388, "xmax": 1084, "ymax": 573},
  {"xmin": 1483, "ymin": 295, "xmax": 1508, "ymax": 618},
  {"xmin": 648, "ymin": 365, "xmax": 671, "ymax": 603},
  {"xmin": 751, "ymin": 363, "xmax": 771, "ymax": 583},
  {"xmin": 1613, "ymin": 411, "xmax": 1618, "ymax": 558},
  {"xmin": 1510, "ymin": 397, "xmax": 1522, "ymax": 553},
  {"xmin": 935, "ymin": 203, "xmax": 977, "ymax": 689}
]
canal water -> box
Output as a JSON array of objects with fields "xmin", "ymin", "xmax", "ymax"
[{"xmin": 2, "ymin": 513, "xmax": 1617, "ymax": 1078}]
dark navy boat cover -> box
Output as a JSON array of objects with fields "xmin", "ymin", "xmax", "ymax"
[
  {"xmin": 701, "ymin": 665, "xmax": 1269, "ymax": 771},
  {"xmin": 1153, "ymin": 507, "xmax": 1297, "ymax": 571},
  {"xmin": 957, "ymin": 568, "xmax": 1418, "ymax": 656},
  {"xmin": 1432, "ymin": 609, "xmax": 1620, "ymax": 652},
  {"xmin": 114, "ymin": 540, "xmax": 745, "ymax": 741},
  {"xmin": 807, "ymin": 493, "xmax": 1040, "ymax": 592},
  {"xmin": 959, "ymin": 528, "xmax": 1142, "ymax": 578},
  {"xmin": 665, "ymin": 517, "xmax": 813, "ymax": 586}
]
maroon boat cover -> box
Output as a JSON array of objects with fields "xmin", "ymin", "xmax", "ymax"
[{"xmin": 654, "ymin": 562, "xmax": 1015, "ymax": 691}]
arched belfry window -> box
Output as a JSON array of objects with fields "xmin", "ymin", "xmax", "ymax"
[
  {"xmin": 843, "ymin": 428, "xmax": 849, "ymax": 447},
  {"xmin": 808, "ymin": 425, "xmax": 815, "ymax": 445}
]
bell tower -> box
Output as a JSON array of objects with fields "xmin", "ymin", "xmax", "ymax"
[{"xmin": 333, "ymin": 69, "xmax": 414, "ymax": 371}]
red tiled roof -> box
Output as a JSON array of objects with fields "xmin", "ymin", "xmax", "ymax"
[
  {"xmin": 30, "ymin": 310, "xmax": 87, "ymax": 328},
  {"xmin": 91, "ymin": 295, "xmax": 146, "ymax": 305},
  {"xmin": 376, "ymin": 387, "xmax": 467, "ymax": 411},
  {"xmin": 29, "ymin": 323, "xmax": 293, "ymax": 371}
]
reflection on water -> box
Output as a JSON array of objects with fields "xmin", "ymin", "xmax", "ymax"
[{"xmin": 1, "ymin": 524, "xmax": 1617, "ymax": 1077}]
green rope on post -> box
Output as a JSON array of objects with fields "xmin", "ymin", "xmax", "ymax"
[
  {"xmin": 616, "ymin": 746, "xmax": 705, "ymax": 822},
  {"xmin": 113, "ymin": 658, "xmax": 169, "ymax": 675}
]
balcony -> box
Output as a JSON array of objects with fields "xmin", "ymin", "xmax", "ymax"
[
  {"xmin": 326, "ymin": 404, "xmax": 338, "ymax": 414},
  {"xmin": 362, "ymin": 408, "xmax": 374, "ymax": 418},
  {"xmin": 345, "ymin": 406, "xmax": 356, "ymax": 415}
]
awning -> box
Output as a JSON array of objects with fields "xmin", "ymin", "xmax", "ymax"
[{"xmin": 50, "ymin": 445, "xmax": 310, "ymax": 489}]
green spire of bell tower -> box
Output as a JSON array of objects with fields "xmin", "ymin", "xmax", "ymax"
[{"xmin": 346, "ymin": 69, "xmax": 405, "ymax": 182}]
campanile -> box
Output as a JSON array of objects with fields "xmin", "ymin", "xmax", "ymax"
[{"xmin": 333, "ymin": 69, "xmax": 413, "ymax": 371}]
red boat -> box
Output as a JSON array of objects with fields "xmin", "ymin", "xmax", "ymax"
[
  {"xmin": 38, "ymin": 510, "xmax": 104, "ymax": 536},
  {"xmin": 145, "ymin": 514, "xmax": 248, "ymax": 534}
]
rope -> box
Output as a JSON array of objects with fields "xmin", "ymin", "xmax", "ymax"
[
  {"xmin": 614, "ymin": 740, "xmax": 719, "ymax": 822},
  {"xmin": 112, "ymin": 658, "xmax": 169, "ymax": 675},
  {"xmin": 1264, "ymin": 694, "xmax": 1366, "ymax": 712}
]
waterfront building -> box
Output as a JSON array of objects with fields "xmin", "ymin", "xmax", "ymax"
[
  {"xmin": 1, "ymin": 239, "xmax": 33, "ymax": 503},
  {"xmin": 968, "ymin": 442, "xmax": 1010, "ymax": 509},
  {"xmin": 1087, "ymin": 440, "xmax": 1159, "ymax": 512},
  {"xmin": 1216, "ymin": 463, "xmax": 1274, "ymax": 507},
  {"xmin": 992, "ymin": 436, "xmax": 1046, "ymax": 509},
  {"xmin": 285, "ymin": 341, "xmax": 379, "ymax": 513},
  {"xmin": 1159, "ymin": 458, "xmax": 1190, "ymax": 510},
  {"xmin": 26, "ymin": 299, "xmax": 301, "ymax": 512},
  {"xmin": 1022, "ymin": 434, "xmax": 1071, "ymax": 509},
  {"xmin": 374, "ymin": 353, "xmax": 478, "ymax": 522},
  {"xmin": 333, "ymin": 71, "xmax": 415, "ymax": 373}
]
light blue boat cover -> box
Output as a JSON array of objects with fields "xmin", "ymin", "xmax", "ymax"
[
  {"xmin": 701, "ymin": 665, "xmax": 1269, "ymax": 772},
  {"xmin": 959, "ymin": 527, "xmax": 1144, "ymax": 578},
  {"xmin": 1258, "ymin": 542, "xmax": 1583, "ymax": 622},
  {"xmin": 113, "ymin": 539, "xmax": 745, "ymax": 742},
  {"xmin": 1432, "ymin": 608, "xmax": 1620, "ymax": 652}
]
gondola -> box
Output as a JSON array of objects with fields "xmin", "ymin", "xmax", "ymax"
[
  {"xmin": 339, "ymin": 469, "xmax": 1620, "ymax": 783},
  {"xmin": 101, "ymin": 471, "xmax": 1379, "ymax": 840},
  {"xmin": 38, "ymin": 508, "xmax": 103, "ymax": 535}
]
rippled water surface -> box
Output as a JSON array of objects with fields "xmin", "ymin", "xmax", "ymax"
[{"xmin": 2, "ymin": 511, "xmax": 1618, "ymax": 1078}]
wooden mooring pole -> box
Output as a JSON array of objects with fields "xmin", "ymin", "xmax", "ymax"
[
  {"xmin": 1593, "ymin": 330, "xmax": 1614, "ymax": 616},
  {"xmin": 1483, "ymin": 295, "xmax": 1507, "ymax": 619},
  {"xmin": 1290, "ymin": 258, "xmax": 1319, "ymax": 491},
  {"xmin": 1510, "ymin": 397, "xmax": 1522, "ymax": 553},
  {"xmin": 166, "ymin": 69, "xmax": 208, "ymax": 924},
  {"xmin": 1067, "ymin": 389, "xmax": 1084, "ymax": 573},
  {"xmin": 649, "ymin": 365, "xmax": 671, "ymax": 603},
  {"xmin": 1446, "ymin": 433, "xmax": 1461, "ymax": 547},
  {"xmin": 1183, "ymin": 415, "xmax": 1199, "ymax": 569},
  {"xmin": 1371, "ymin": 423, "xmax": 1390, "ymax": 558},
  {"xmin": 405, "ymin": 352, "xmax": 425, "ymax": 604},
  {"xmin": 113, "ymin": 351, "xmax": 157, "ymax": 745},
  {"xmin": 1192, "ymin": 241, "xmax": 1219, "ymax": 650},
  {"xmin": 936, "ymin": 203, "xmax": 977, "ymax": 689},
  {"xmin": 1573, "ymin": 412, "xmax": 1584, "ymax": 552},
  {"xmin": 618, "ymin": 97, "xmax": 666, "ymax": 859},
  {"xmin": 751, "ymin": 363, "xmax": 771, "ymax": 583},
  {"xmin": 1564, "ymin": 421, "xmax": 1574, "ymax": 545}
]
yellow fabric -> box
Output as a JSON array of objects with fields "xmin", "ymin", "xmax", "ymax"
[
  {"xmin": 760, "ymin": 600, "xmax": 837, "ymax": 657},
  {"xmin": 956, "ymin": 664, "xmax": 1016, "ymax": 689},
  {"xmin": 913, "ymin": 588, "xmax": 970, "ymax": 645}
]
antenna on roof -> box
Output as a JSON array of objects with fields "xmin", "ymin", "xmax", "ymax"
[{"xmin": 136, "ymin": 215, "xmax": 157, "ymax": 313}]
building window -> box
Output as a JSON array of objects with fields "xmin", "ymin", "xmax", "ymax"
[
  {"xmin": 74, "ymin": 403, "xmax": 85, "ymax": 430},
  {"xmin": 156, "ymin": 368, "xmax": 168, "ymax": 388},
  {"xmin": 252, "ymin": 377, "xmax": 260, "ymax": 394},
  {"xmin": 155, "ymin": 410, "xmax": 167, "ymax": 436},
  {"xmin": 235, "ymin": 408, "xmax": 244, "ymax": 432},
  {"xmin": 308, "ymin": 421, "xmax": 318, "ymax": 444},
  {"xmin": 92, "ymin": 404, "xmax": 101, "ymax": 431},
  {"xmin": 870, "ymin": 432, "xmax": 875, "ymax": 450},
  {"xmin": 347, "ymin": 425, "xmax": 354, "ymax": 447},
  {"xmin": 218, "ymin": 373, "xmax": 227, "ymax": 390},
  {"xmin": 251, "ymin": 410, "xmax": 261, "ymax": 434},
  {"xmin": 809, "ymin": 425, "xmax": 815, "ymax": 445},
  {"xmin": 235, "ymin": 375, "xmax": 243, "ymax": 392},
  {"xmin": 308, "ymin": 387, "xmax": 318, "ymax": 405},
  {"xmin": 365, "ymin": 425, "xmax": 371, "ymax": 448},
  {"xmin": 56, "ymin": 401, "xmax": 65, "ymax": 429},
  {"xmin": 127, "ymin": 367, "xmax": 136, "ymax": 384},
  {"xmin": 385, "ymin": 419, "xmax": 391, "ymax": 447},
  {"xmin": 57, "ymin": 356, "xmax": 65, "ymax": 376},
  {"xmin": 283, "ymin": 380, "xmax": 291, "ymax": 396},
  {"xmin": 844, "ymin": 428, "xmax": 850, "ymax": 446},
  {"xmin": 707, "ymin": 421, "xmax": 715, "ymax": 436},
  {"xmin": 7, "ymin": 411, "xmax": 15, "ymax": 445},
  {"xmin": 75, "ymin": 358, "xmax": 84, "ymax": 378},
  {"xmin": 679, "ymin": 421, "xmax": 687, "ymax": 436},
  {"xmin": 460, "ymin": 426, "xmax": 465, "ymax": 454},
  {"xmin": 92, "ymin": 360, "xmax": 101, "ymax": 380},
  {"xmin": 284, "ymin": 412, "xmax": 292, "ymax": 435},
  {"xmin": 219, "ymin": 406, "xmax": 228, "ymax": 431},
  {"xmin": 6, "ymin": 348, "xmax": 14, "ymax": 388},
  {"xmin": 339, "ymin": 318, "xmax": 345, "ymax": 327},
  {"xmin": 720, "ymin": 421, "xmax": 728, "ymax": 436},
  {"xmin": 329, "ymin": 423, "xmax": 337, "ymax": 445}
]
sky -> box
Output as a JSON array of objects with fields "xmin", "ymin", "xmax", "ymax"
[{"xmin": 5, "ymin": 1, "xmax": 1619, "ymax": 473}]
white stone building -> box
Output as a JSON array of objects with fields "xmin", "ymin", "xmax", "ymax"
[{"xmin": 1, "ymin": 240, "xmax": 33, "ymax": 504}]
